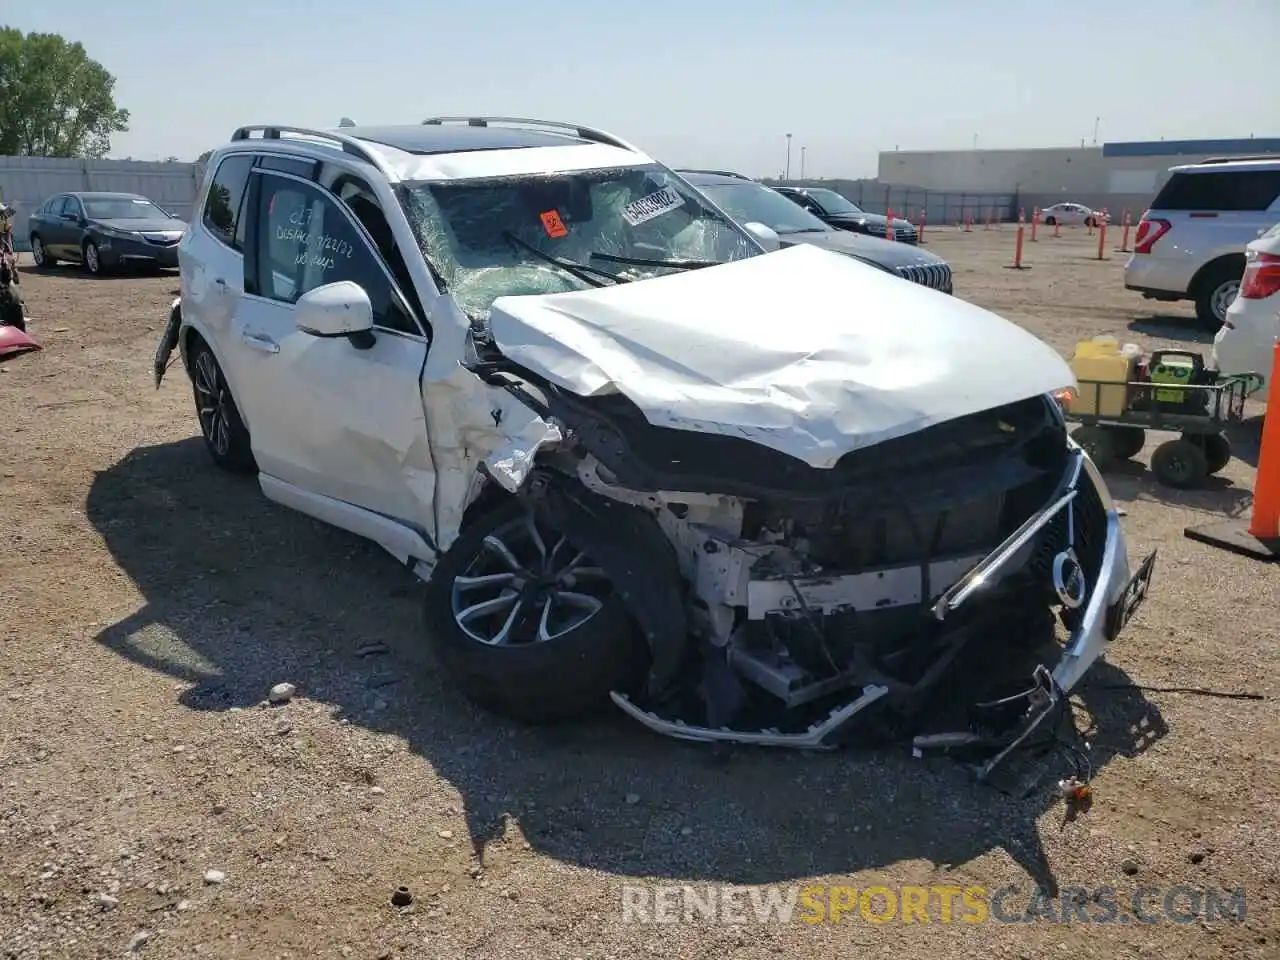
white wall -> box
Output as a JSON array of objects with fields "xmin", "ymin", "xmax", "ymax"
[
  {"xmin": 878, "ymin": 147, "xmax": 1108, "ymax": 193},
  {"xmin": 0, "ymin": 157, "xmax": 205, "ymax": 251}
]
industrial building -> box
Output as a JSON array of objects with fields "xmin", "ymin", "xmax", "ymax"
[{"xmin": 876, "ymin": 137, "xmax": 1280, "ymax": 216}]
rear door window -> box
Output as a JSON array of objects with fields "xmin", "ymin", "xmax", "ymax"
[
  {"xmin": 203, "ymin": 154, "xmax": 255, "ymax": 249},
  {"xmin": 1152, "ymin": 170, "xmax": 1280, "ymax": 212}
]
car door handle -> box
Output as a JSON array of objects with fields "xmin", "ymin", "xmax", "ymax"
[{"xmin": 239, "ymin": 331, "xmax": 280, "ymax": 354}]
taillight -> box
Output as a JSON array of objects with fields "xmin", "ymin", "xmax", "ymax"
[
  {"xmin": 1133, "ymin": 217, "xmax": 1171, "ymax": 254},
  {"xmin": 1240, "ymin": 252, "xmax": 1280, "ymax": 300}
]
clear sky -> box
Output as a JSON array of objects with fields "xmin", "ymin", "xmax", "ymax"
[{"xmin": 10, "ymin": 0, "xmax": 1280, "ymax": 178}]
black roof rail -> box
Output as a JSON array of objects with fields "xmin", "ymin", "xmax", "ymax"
[
  {"xmin": 675, "ymin": 168, "xmax": 751, "ymax": 180},
  {"xmin": 420, "ymin": 116, "xmax": 638, "ymax": 152},
  {"xmin": 229, "ymin": 125, "xmax": 391, "ymax": 176}
]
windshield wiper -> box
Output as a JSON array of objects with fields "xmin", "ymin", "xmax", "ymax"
[
  {"xmin": 590, "ymin": 252, "xmax": 721, "ymax": 270},
  {"xmin": 781, "ymin": 227, "xmax": 829, "ymax": 235},
  {"xmin": 501, "ymin": 232, "xmax": 623, "ymax": 287}
]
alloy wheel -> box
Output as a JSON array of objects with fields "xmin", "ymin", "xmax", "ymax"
[
  {"xmin": 1211, "ymin": 280, "xmax": 1240, "ymax": 323},
  {"xmin": 193, "ymin": 351, "xmax": 231, "ymax": 456},
  {"xmin": 450, "ymin": 511, "xmax": 610, "ymax": 647}
]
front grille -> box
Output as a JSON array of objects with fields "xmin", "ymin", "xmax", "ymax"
[
  {"xmin": 896, "ymin": 262, "xmax": 953, "ymax": 292},
  {"xmin": 143, "ymin": 235, "xmax": 179, "ymax": 247},
  {"xmin": 869, "ymin": 224, "xmax": 918, "ymax": 243},
  {"xmin": 1027, "ymin": 464, "xmax": 1109, "ymax": 588}
]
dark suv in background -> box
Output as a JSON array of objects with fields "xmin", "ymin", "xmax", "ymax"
[
  {"xmin": 681, "ymin": 171, "xmax": 952, "ymax": 293},
  {"xmin": 774, "ymin": 185, "xmax": 919, "ymax": 244},
  {"xmin": 27, "ymin": 192, "xmax": 187, "ymax": 275}
]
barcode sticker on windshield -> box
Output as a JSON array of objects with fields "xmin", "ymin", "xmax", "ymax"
[{"xmin": 622, "ymin": 187, "xmax": 684, "ymax": 227}]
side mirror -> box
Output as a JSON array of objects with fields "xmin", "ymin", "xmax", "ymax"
[
  {"xmin": 743, "ymin": 221, "xmax": 781, "ymax": 252},
  {"xmin": 295, "ymin": 280, "xmax": 376, "ymax": 349}
]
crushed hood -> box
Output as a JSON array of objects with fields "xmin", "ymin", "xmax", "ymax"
[{"xmin": 486, "ymin": 244, "xmax": 1074, "ymax": 469}]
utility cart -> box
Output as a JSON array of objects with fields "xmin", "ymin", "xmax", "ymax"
[{"xmin": 1064, "ymin": 367, "xmax": 1257, "ymax": 489}]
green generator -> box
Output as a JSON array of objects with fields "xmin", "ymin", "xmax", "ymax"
[{"xmin": 1148, "ymin": 350, "xmax": 1208, "ymax": 411}]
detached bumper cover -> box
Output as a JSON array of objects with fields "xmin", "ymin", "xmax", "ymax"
[{"xmin": 612, "ymin": 444, "xmax": 1155, "ymax": 775}]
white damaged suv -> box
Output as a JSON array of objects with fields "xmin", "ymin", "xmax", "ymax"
[{"xmin": 155, "ymin": 118, "xmax": 1155, "ymax": 777}]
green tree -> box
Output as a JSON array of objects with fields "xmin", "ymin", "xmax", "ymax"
[{"xmin": 0, "ymin": 27, "xmax": 130, "ymax": 158}]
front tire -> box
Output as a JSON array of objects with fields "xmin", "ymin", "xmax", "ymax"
[
  {"xmin": 83, "ymin": 240, "xmax": 104, "ymax": 276},
  {"xmin": 31, "ymin": 236, "xmax": 56, "ymax": 268},
  {"xmin": 424, "ymin": 497, "xmax": 646, "ymax": 724},
  {"xmin": 188, "ymin": 339, "xmax": 255, "ymax": 473},
  {"xmin": 1044, "ymin": 215, "xmax": 1057, "ymax": 226}
]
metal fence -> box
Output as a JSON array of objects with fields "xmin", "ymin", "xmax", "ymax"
[
  {"xmin": 0, "ymin": 156, "xmax": 204, "ymax": 252},
  {"xmin": 0, "ymin": 157, "xmax": 1030, "ymax": 256},
  {"xmin": 764, "ymin": 178, "xmax": 1018, "ymax": 225}
]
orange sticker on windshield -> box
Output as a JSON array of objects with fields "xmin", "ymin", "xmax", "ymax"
[{"xmin": 540, "ymin": 210, "xmax": 568, "ymax": 238}]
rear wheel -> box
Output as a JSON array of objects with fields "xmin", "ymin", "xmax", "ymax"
[
  {"xmin": 30, "ymin": 236, "xmax": 56, "ymax": 268},
  {"xmin": 1151, "ymin": 438, "xmax": 1207, "ymax": 489},
  {"xmin": 1194, "ymin": 261, "xmax": 1243, "ymax": 328},
  {"xmin": 1191, "ymin": 432, "xmax": 1232, "ymax": 475},
  {"xmin": 1071, "ymin": 424, "xmax": 1114, "ymax": 469},
  {"xmin": 189, "ymin": 339, "xmax": 255, "ymax": 473},
  {"xmin": 1105, "ymin": 425, "xmax": 1146, "ymax": 460},
  {"xmin": 424, "ymin": 497, "xmax": 646, "ymax": 724}
]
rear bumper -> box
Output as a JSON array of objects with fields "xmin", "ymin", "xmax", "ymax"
[
  {"xmin": 1213, "ymin": 297, "xmax": 1279, "ymax": 386},
  {"xmin": 1123, "ymin": 255, "xmax": 1189, "ymax": 298}
]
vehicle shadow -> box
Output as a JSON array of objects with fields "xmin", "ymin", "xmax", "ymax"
[
  {"xmin": 1125, "ymin": 317, "xmax": 1214, "ymax": 344},
  {"xmin": 85, "ymin": 438, "xmax": 1166, "ymax": 891}
]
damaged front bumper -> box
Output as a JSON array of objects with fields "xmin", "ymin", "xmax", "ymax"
[{"xmin": 611, "ymin": 445, "xmax": 1156, "ymax": 777}]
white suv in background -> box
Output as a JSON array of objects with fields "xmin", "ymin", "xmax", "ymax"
[{"xmin": 1124, "ymin": 157, "xmax": 1280, "ymax": 326}]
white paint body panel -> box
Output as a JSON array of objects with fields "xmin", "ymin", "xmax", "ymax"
[
  {"xmin": 1214, "ymin": 229, "xmax": 1280, "ymax": 387},
  {"xmin": 488, "ymin": 243, "xmax": 1076, "ymax": 468},
  {"xmin": 228, "ymin": 294, "xmax": 436, "ymax": 535}
]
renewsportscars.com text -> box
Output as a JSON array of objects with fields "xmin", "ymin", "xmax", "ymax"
[{"xmin": 620, "ymin": 883, "xmax": 1247, "ymax": 925}]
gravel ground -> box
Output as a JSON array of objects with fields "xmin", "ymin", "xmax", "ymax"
[{"xmin": 1, "ymin": 227, "xmax": 1277, "ymax": 959}]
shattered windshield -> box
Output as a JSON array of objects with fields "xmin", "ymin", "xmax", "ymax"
[
  {"xmin": 698, "ymin": 182, "xmax": 833, "ymax": 235},
  {"xmin": 400, "ymin": 164, "xmax": 761, "ymax": 319}
]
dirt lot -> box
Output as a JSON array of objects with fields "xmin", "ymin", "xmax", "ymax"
[{"xmin": 2, "ymin": 226, "xmax": 1277, "ymax": 959}]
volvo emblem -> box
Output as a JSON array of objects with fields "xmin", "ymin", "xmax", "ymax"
[{"xmin": 1052, "ymin": 550, "xmax": 1087, "ymax": 609}]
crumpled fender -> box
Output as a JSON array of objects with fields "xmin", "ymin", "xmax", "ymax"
[{"xmin": 524, "ymin": 471, "xmax": 688, "ymax": 699}]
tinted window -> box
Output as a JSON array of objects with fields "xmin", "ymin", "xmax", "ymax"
[
  {"xmin": 804, "ymin": 188, "xmax": 863, "ymax": 215},
  {"xmin": 699, "ymin": 182, "xmax": 831, "ymax": 235},
  {"xmin": 83, "ymin": 197, "xmax": 169, "ymax": 219},
  {"xmin": 57, "ymin": 197, "xmax": 78, "ymax": 217},
  {"xmin": 203, "ymin": 155, "xmax": 255, "ymax": 248},
  {"xmin": 1152, "ymin": 170, "xmax": 1280, "ymax": 212},
  {"xmin": 255, "ymin": 174, "xmax": 418, "ymax": 335}
]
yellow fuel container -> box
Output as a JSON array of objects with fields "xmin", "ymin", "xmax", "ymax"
[{"xmin": 1068, "ymin": 337, "xmax": 1136, "ymax": 417}]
